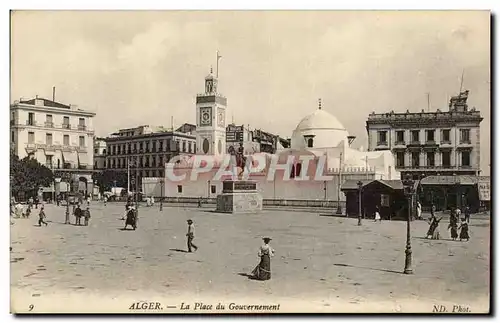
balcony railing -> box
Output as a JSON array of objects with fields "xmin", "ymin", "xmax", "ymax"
[
  {"xmin": 440, "ymin": 140, "xmax": 452, "ymax": 144},
  {"xmin": 44, "ymin": 122, "xmax": 54, "ymax": 128},
  {"xmin": 78, "ymin": 125, "xmax": 87, "ymax": 131},
  {"xmin": 62, "ymin": 124, "xmax": 71, "ymax": 129},
  {"xmin": 377, "ymin": 141, "xmax": 388, "ymax": 146},
  {"xmin": 26, "ymin": 120, "xmax": 37, "ymax": 126},
  {"xmin": 395, "ymin": 140, "xmax": 405, "ymax": 146},
  {"xmin": 460, "ymin": 140, "xmax": 472, "ymax": 144},
  {"xmin": 425, "ymin": 140, "xmax": 436, "ymax": 145}
]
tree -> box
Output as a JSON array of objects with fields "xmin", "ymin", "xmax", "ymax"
[
  {"xmin": 10, "ymin": 154, "xmax": 54, "ymax": 199},
  {"xmin": 92, "ymin": 170, "xmax": 128, "ymax": 193}
]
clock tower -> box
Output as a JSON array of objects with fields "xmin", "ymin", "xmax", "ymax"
[{"xmin": 195, "ymin": 68, "xmax": 227, "ymax": 157}]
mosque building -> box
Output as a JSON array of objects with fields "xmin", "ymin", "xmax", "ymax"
[{"xmin": 142, "ymin": 68, "xmax": 400, "ymax": 208}]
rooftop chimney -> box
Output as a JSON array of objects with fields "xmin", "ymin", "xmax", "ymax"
[{"xmin": 52, "ymin": 86, "xmax": 56, "ymax": 101}]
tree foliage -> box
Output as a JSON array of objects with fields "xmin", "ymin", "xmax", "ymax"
[
  {"xmin": 10, "ymin": 154, "xmax": 54, "ymax": 199},
  {"xmin": 92, "ymin": 169, "xmax": 128, "ymax": 193}
]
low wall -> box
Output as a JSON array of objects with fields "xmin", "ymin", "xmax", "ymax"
[{"xmin": 158, "ymin": 196, "xmax": 345, "ymax": 209}]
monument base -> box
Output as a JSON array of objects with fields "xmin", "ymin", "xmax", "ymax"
[{"xmin": 215, "ymin": 180, "xmax": 263, "ymax": 214}]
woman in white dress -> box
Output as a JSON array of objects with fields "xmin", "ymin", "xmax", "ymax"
[{"xmin": 374, "ymin": 206, "xmax": 381, "ymax": 222}]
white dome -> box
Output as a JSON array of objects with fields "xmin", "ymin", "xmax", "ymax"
[
  {"xmin": 295, "ymin": 109, "xmax": 346, "ymax": 132},
  {"xmin": 291, "ymin": 109, "xmax": 349, "ymax": 150}
]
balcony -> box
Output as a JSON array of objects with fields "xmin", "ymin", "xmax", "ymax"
[
  {"xmin": 78, "ymin": 125, "xmax": 87, "ymax": 131},
  {"xmin": 76, "ymin": 146, "xmax": 87, "ymax": 153},
  {"xmin": 44, "ymin": 122, "xmax": 54, "ymax": 128},
  {"xmin": 62, "ymin": 124, "xmax": 71, "ymax": 129},
  {"xmin": 459, "ymin": 140, "xmax": 472, "ymax": 145},
  {"xmin": 376, "ymin": 141, "xmax": 388, "ymax": 147},
  {"xmin": 440, "ymin": 140, "xmax": 452, "ymax": 145},
  {"xmin": 25, "ymin": 120, "xmax": 37, "ymax": 126},
  {"xmin": 395, "ymin": 140, "xmax": 405, "ymax": 146}
]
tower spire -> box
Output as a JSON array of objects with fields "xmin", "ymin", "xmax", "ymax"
[
  {"xmin": 210, "ymin": 65, "xmax": 213, "ymax": 75},
  {"xmin": 216, "ymin": 51, "xmax": 222, "ymax": 78},
  {"xmin": 318, "ymin": 98, "xmax": 322, "ymax": 110}
]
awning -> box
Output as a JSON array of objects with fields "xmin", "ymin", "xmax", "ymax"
[
  {"xmin": 341, "ymin": 179, "xmax": 407, "ymax": 191},
  {"xmin": 62, "ymin": 150, "xmax": 78, "ymax": 167},
  {"xmin": 77, "ymin": 152, "xmax": 88, "ymax": 166}
]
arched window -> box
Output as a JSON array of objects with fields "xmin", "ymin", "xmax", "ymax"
[{"xmin": 307, "ymin": 138, "xmax": 314, "ymax": 148}]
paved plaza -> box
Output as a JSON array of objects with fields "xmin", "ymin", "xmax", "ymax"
[{"xmin": 10, "ymin": 202, "xmax": 490, "ymax": 313}]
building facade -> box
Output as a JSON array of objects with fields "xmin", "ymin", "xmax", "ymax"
[
  {"xmin": 104, "ymin": 125, "xmax": 196, "ymax": 191},
  {"xmin": 366, "ymin": 90, "xmax": 483, "ymax": 179},
  {"xmin": 93, "ymin": 137, "xmax": 107, "ymax": 170},
  {"xmin": 10, "ymin": 97, "xmax": 96, "ymax": 196}
]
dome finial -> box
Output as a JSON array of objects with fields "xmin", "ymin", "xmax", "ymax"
[
  {"xmin": 318, "ymin": 98, "xmax": 322, "ymax": 110},
  {"xmin": 210, "ymin": 65, "xmax": 213, "ymax": 74}
]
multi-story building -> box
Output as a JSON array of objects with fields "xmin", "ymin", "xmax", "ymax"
[
  {"xmin": 104, "ymin": 125, "xmax": 196, "ymax": 190},
  {"xmin": 366, "ymin": 90, "xmax": 483, "ymax": 179},
  {"xmin": 226, "ymin": 123, "xmax": 289, "ymax": 154},
  {"xmin": 93, "ymin": 137, "xmax": 107, "ymax": 170},
  {"xmin": 10, "ymin": 96, "xmax": 96, "ymax": 196}
]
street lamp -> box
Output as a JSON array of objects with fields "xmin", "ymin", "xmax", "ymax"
[
  {"xmin": 453, "ymin": 173, "xmax": 460, "ymax": 211},
  {"xmin": 357, "ymin": 180, "xmax": 363, "ymax": 226},
  {"xmin": 402, "ymin": 174, "xmax": 415, "ymax": 275}
]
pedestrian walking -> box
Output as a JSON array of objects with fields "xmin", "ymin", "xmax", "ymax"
[
  {"xmin": 448, "ymin": 208, "xmax": 458, "ymax": 240},
  {"xmin": 186, "ymin": 219, "xmax": 198, "ymax": 252},
  {"xmin": 426, "ymin": 216, "xmax": 442, "ymax": 240},
  {"xmin": 38, "ymin": 206, "xmax": 48, "ymax": 226},
  {"xmin": 83, "ymin": 207, "xmax": 91, "ymax": 226},
  {"xmin": 251, "ymin": 237, "xmax": 275, "ymax": 281},
  {"xmin": 24, "ymin": 205, "xmax": 31, "ymax": 219},
  {"xmin": 459, "ymin": 218, "xmax": 470, "ymax": 242},
  {"xmin": 74, "ymin": 204, "xmax": 83, "ymax": 226},
  {"xmin": 430, "ymin": 204, "xmax": 436, "ymax": 218},
  {"xmin": 34, "ymin": 197, "xmax": 39, "ymax": 209},
  {"xmin": 103, "ymin": 196, "xmax": 107, "ymax": 206},
  {"xmin": 87, "ymin": 196, "xmax": 91, "ymax": 207},
  {"xmin": 374, "ymin": 206, "xmax": 381, "ymax": 222},
  {"xmin": 464, "ymin": 206, "xmax": 471, "ymax": 223},
  {"xmin": 416, "ymin": 201, "xmax": 422, "ymax": 220}
]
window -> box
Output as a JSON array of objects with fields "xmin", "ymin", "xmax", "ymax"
[
  {"xmin": 442, "ymin": 129, "xmax": 451, "ymax": 143},
  {"xmin": 426, "ymin": 152, "xmax": 435, "ymax": 167},
  {"xmin": 117, "ymin": 146, "xmax": 121, "ymax": 155},
  {"xmin": 426, "ymin": 130, "xmax": 435, "ymax": 143},
  {"xmin": 145, "ymin": 141, "xmax": 150, "ymax": 152},
  {"xmin": 11, "ymin": 131, "xmax": 14, "ymax": 143},
  {"xmin": 46, "ymin": 114, "xmax": 53, "ymax": 127},
  {"xmin": 79, "ymin": 118, "xmax": 85, "ymax": 125},
  {"xmin": 159, "ymin": 140, "xmax": 163, "ymax": 151},
  {"xmin": 145, "ymin": 156, "xmax": 149, "ymax": 167},
  {"xmin": 46, "ymin": 155, "xmax": 53, "ymax": 167},
  {"xmin": 377, "ymin": 131, "xmax": 387, "ymax": 145},
  {"xmin": 460, "ymin": 129, "xmax": 471, "ymax": 143},
  {"xmin": 11, "ymin": 112, "xmax": 15, "ymax": 123},
  {"xmin": 442, "ymin": 151, "xmax": 451, "ymax": 167},
  {"xmin": 79, "ymin": 136, "xmax": 85, "ymax": 147},
  {"xmin": 211, "ymin": 185, "xmax": 216, "ymax": 194},
  {"xmin": 152, "ymin": 141, "xmax": 156, "ymax": 153},
  {"xmin": 28, "ymin": 113, "xmax": 35, "ymax": 126},
  {"xmin": 177, "ymin": 185, "xmax": 183, "ymax": 193},
  {"xmin": 104, "ymin": 160, "xmax": 107, "ymax": 168},
  {"xmin": 139, "ymin": 142, "xmax": 143, "ymax": 151},
  {"xmin": 188, "ymin": 142, "xmax": 192, "ymax": 153},
  {"xmin": 166, "ymin": 140, "xmax": 170, "ymax": 151},
  {"xmin": 28, "ymin": 132, "xmax": 35, "ymax": 144},
  {"xmin": 152, "ymin": 156, "xmax": 156, "ymax": 167},
  {"xmin": 46, "ymin": 133, "xmax": 53, "ymax": 145},
  {"xmin": 307, "ymin": 138, "xmax": 314, "ymax": 148},
  {"xmin": 94, "ymin": 161, "xmax": 98, "ymax": 168},
  {"xmin": 193, "ymin": 143, "xmax": 196, "ymax": 152},
  {"xmin": 182, "ymin": 141, "xmax": 186, "ymax": 152},
  {"xmin": 396, "ymin": 152, "xmax": 405, "ymax": 167},
  {"xmin": 159, "ymin": 170, "xmax": 164, "ymax": 177},
  {"xmin": 94, "ymin": 148, "xmax": 98, "ymax": 154},
  {"xmin": 159, "ymin": 156, "xmax": 164, "ymax": 167},
  {"xmin": 411, "ymin": 152, "xmax": 420, "ymax": 168},
  {"xmin": 411, "ymin": 130, "xmax": 420, "ymax": 143},
  {"xmin": 63, "ymin": 135, "xmax": 69, "ymax": 146},
  {"xmin": 63, "ymin": 116, "xmax": 70, "ymax": 129},
  {"xmin": 103, "ymin": 148, "xmax": 107, "ymax": 155},
  {"xmin": 396, "ymin": 131, "xmax": 405, "ymax": 144},
  {"xmin": 461, "ymin": 151, "xmax": 471, "ymax": 167}
]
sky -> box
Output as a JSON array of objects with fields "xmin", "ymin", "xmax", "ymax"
[{"xmin": 10, "ymin": 10, "xmax": 491, "ymax": 174}]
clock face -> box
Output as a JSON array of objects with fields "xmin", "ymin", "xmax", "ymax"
[{"xmin": 199, "ymin": 107, "xmax": 212, "ymax": 126}]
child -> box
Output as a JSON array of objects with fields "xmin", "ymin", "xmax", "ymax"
[
  {"xmin": 374, "ymin": 207, "xmax": 381, "ymax": 222},
  {"xmin": 459, "ymin": 218, "xmax": 470, "ymax": 242},
  {"xmin": 38, "ymin": 207, "xmax": 48, "ymax": 226},
  {"xmin": 84, "ymin": 207, "xmax": 91, "ymax": 226}
]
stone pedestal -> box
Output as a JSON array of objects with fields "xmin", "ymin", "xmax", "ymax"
[{"xmin": 216, "ymin": 180, "xmax": 263, "ymax": 214}]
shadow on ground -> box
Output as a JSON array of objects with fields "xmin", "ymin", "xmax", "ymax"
[{"xmin": 333, "ymin": 263, "xmax": 403, "ymax": 275}]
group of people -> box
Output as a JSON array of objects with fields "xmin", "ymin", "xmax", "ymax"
[
  {"xmin": 73, "ymin": 204, "xmax": 92, "ymax": 226},
  {"xmin": 426, "ymin": 205, "xmax": 470, "ymax": 241}
]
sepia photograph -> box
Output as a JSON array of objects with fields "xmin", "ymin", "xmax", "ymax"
[{"xmin": 8, "ymin": 10, "xmax": 491, "ymax": 314}]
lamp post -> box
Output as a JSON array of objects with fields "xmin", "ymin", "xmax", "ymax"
[
  {"xmin": 159, "ymin": 178, "xmax": 164, "ymax": 211},
  {"xmin": 453, "ymin": 173, "xmax": 460, "ymax": 211},
  {"xmin": 402, "ymin": 175, "xmax": 415, "ymax": 275},
  {"xmin": 62, "ymin": 173, "xmax": 71, "ymax": 224},
  {"xmin": 357, "ymin": 180, "xmax": 363, "ymax": 226}
]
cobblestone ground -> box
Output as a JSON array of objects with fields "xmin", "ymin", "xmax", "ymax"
[{"xmin": 10, "ymin": 203, "xmax": 490, "ymax": 313}]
